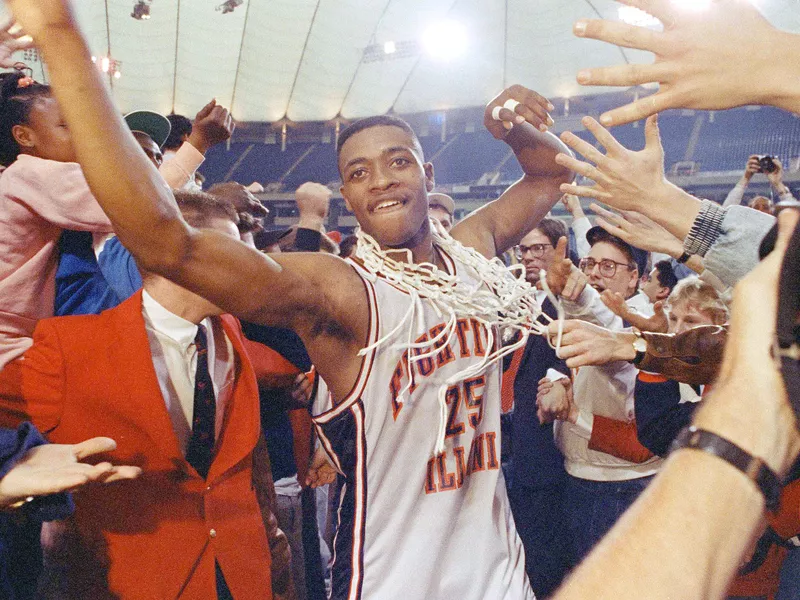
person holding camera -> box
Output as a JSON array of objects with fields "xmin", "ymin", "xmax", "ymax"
[{"xmin": 723, "ymin": 154, "xmax": 796, "ymax": 214}]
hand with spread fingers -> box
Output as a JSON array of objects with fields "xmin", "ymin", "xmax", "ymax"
[
  {"xmin": 0, "ymin": 436, "xmax": 142, "ymax": 507},
  {"xmin": 0, "ymin": 19, "xmax": 33, "ymax": 68},
  {"xmin": 601, "ymin": 290, "xmax": 668, "ymax": 333},
  {"xmin": 571, "ymin": 0, "xmax": 800, "ymax": 126},
  {"xmin": 484, "ymin": 84, "xmax": 556, "ymax": 138},
  {"xmin": 555, "ymin": 115, "xmax": 701, "ymax": 240}
]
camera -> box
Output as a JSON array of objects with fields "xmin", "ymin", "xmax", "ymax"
[{"xmin": 758, "ymin": 155, "xmax": 779, "ymax": 174}]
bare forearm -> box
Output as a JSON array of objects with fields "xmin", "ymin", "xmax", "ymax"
[
  {"xmin": 33, "ymin": 25, "xmax": 187, "ymax": 272},
  {"xmin": 555, "ymin": 450, "xmax": 765, "ymax": 600},
  {"xmin": 505, "ymin": 122, "xmax": 573, "ymax": 176},
  {"xmin": 644, "ymin": 183, "xmax": 702, "ymax": 241},
  {"xmin": 764, "ymin": 31, "xmax": 800, "ymax": 114},
  {"xmin": 466, "ymin": 124, "xmax": 573, "ymax": 254}
]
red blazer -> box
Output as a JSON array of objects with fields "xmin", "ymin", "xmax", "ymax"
[{"xmin": 0, "ymin": 291, "xmax": 272, "ymax": 599}]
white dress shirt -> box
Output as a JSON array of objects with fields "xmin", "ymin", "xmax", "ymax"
[{"xmin": 141, "ymin": 290, "xmax": 236, "ymax": 455}]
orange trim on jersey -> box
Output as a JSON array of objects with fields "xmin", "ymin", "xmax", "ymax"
[{"xmin": 346, "ymin": 402, "xmax": 367, "ymax": 600}]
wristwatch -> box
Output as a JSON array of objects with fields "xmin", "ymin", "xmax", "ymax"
[{"xmin": 631, "ymin": 328, "xmax": 647, "ymax": 366}]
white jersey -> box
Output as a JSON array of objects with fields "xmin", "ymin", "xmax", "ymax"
[{"xmin": 312, "ymin": 248, "xmax": 533, "ymax": 600}]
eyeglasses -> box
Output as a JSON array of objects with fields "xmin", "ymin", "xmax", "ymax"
[
  {"xmin": 514, "ymin": 243, "xmax": 553, "ymax": 259},
  {"xmin": 579, "ymin": 257, "xmax": 634, "ymax": 278}
]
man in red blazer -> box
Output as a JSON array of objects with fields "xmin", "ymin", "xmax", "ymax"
[{"xmin": 0, "ymin": 192, "xmax": 273, "ymax": 599}]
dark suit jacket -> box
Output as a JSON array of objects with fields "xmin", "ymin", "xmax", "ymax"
[
  {"xmin": 0, "ymin": 291, "xmax": 272, "ymax": 599},
  {"xmin": 509, "ymin": 298, "xmax": 570, "ymax": 489}
]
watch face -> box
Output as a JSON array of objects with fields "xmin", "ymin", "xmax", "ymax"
[{"xmin": 633, "ymin": 336, "xmax": 648, "ymax": 353}]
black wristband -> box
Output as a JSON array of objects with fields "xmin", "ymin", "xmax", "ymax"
[
  {"xmin": 671, "ymin": 426, "xmax": 782, "ymax": 511},
  {"xmin": 295, "ymin": 228, "xmax": 322, "ymax": 252},
  {"xmin": 676, "ymin": 251, "xmax": 691, "ymax": 264}
]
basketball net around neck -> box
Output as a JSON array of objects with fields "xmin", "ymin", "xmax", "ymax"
[{"xmin": 354, "ymin": 218, "xmax": 564, "ymax": 456}]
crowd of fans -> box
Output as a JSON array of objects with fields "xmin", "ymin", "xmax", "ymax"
[{"xmin": 0, "ymin": 0, "xmax": 799, "ymax": 600}]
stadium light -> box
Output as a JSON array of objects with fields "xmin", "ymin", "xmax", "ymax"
[{"xmin": 421, "ymin": 21, "xmax": 468, "ymax": 61}]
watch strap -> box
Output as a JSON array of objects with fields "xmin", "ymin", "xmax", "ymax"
[{"xmin": 671, "ymin": 426, "xmax": 782, "ymax": 511}]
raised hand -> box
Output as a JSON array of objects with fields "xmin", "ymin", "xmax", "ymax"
[
  {"xmin": 767, "ymin": 157, "xmax": 785, "ymax": 189},
  {"xmin": 572, "ymin": 0, "xmax": 791, "ymax": 126},
  {"xmin": 556, "ymin": 115, "xmax": 669, "ymax": 209},
  {"xmin": 188, "ymin": 99, "xmax": 234, "ymax": 154},
  {"xmin": 207, "ymin": 182, "xmax": 268, "ymax": 218},
  {"xmin": 591, "ymin": 203, "xmax": 683, "ymax": 258},
  {"xmin": 0, "ymin": 436, "xmax": 142, "ymax": 507},
  {"xmin": 295, "ymin": 182, "xmax": 331, "ymax": 230},
  {"xmin": 549, "ymin": 319, "xmax": 637, "ymax": 369},
  {"xmin": 743, "ymin": 155, "xmax": 761, "ymax": 183},
  {"xmin": 543, "ymin": 236, "xmax": 588, "ymax": 300},
  {"xmin": 555, "ymin": 115, "xmax": 702, "ymax": 241},
  {"xmin": 601, "ymin": 290, "xmax": 668, "ymax": 333},
  {"xmin": 561, "ymin": 193, "xmax": 586, "ymax": 219},
  {"xmin": 0, "ymin": 20, "xmax": 33, "ymax": 68},
  {"xmin": 484, "ymin": 84, "xmax": 555, "ymax": 138}
]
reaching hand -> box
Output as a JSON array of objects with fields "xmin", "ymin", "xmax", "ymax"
[
  {"xmin": 305, "ymin": 446, "xmax": 337, "ymax": 489},
  {"xmin": 561, "ymin": 194, "xmax": 585, "ymax": 219},
  {"xmin": 601, "ymin": 290, "xmax": 668, "ymax": 333},
  {"xmin": 295, "ymin": 182, "xmax": 331, "ymax": 231},
  {"xmin": 0, "ymin": 437, "xmax": 142, "ymax": 507},
  {"xmin": 591, "ymin": 203, "xmax": 683, "ymax": 258},
  {"xmin": 0, "ymin": 20, "xmax": 33, "ymax": 68},
  {"xmin": 556, "ymin": 115, "xmax": 674, "ymax": 213},
  {"xmin": 572, "ymin": 0, "xmax": 786, "ymax": 126},
  {"xmin": 549, "ymin": 319, "xmax": 637, "ymax": 368},
  {"xmin": 543, "ymin": 236, "xmax": 586, "ymax": 301},
  {"xmin": 188, "ymin": 99, "xmax": 234, "ymax": 154},
  {"xmin": 207, "ymin": 182, "xmax": 268, "ymax": 218},
  {"xmin": 484, "ymin": 84, "xmax": 555, "ymax": 138}
]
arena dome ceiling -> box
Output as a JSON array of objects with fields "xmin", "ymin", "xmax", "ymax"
[{"xmin": 6, "ymin": 0, "xmax": 800, "ymax": 123}]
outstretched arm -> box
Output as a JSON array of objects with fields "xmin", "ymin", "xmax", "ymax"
[
  {"xmin": 6, "ymin": 2, "xmax": 361, "ymax": 339},
  {"xmin": 452, "ymin": 85, "xmax": 574, "ymax": 258},
  {"xmin": 571, "ymin": 0, "xmax": 800, "ymax": 126}
]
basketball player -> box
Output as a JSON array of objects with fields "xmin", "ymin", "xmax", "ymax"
[{"xmin": 8, "ymin": 4, "xmax": 572, "ymax": 598}]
